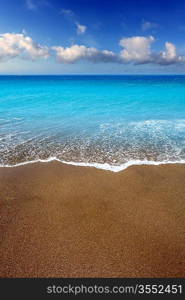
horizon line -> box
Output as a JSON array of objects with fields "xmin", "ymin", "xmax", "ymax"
[{"xmin": 1, "ymin": 74, "xmax": 185, "ymax": 76}]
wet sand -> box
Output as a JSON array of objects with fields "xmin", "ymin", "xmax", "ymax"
[{"xmin": 0, "ymin": 162, "xmax": 185, "ymax": 277}]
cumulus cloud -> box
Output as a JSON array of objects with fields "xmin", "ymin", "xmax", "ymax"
[
  {"xmin": 157, "ymin": 42, "xmax": 185, "ymax": 65},
  {"xmin": 0, "ymin": 33, "xmax": 50, "ymax": 61},
  {"xmin": 0, "ymin": 32, "xmax": 185, "ymax": 66},
  {"xmin": 119, "ymin": 36, "xmax": 155, "ymax": 64},
  {"xmin": 119, "ymin": 36, "xmax": 185, "ymax": 65},
  {"xmin": 76, "ymin": 23, "xmax": 87, "ymax": 35},
  {"xmin": 61, "ymin": 8, "xmax": 87, "ymax": 36},
  {"xmin": 142, "ymin": 20, "xmax": 158, "ymax": 31},
  {"xmin": 52, "ymin": 45, "xmax": 118, "ymax": 63}
]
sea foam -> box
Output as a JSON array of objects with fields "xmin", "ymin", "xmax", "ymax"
[{"xmin": 1, "ymin": 157, "xmax": 185, "ymax": 172}]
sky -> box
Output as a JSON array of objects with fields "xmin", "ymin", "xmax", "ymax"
[{"xmin": 1, "ymin": 0, "xmax": 185, "ymax": 74}]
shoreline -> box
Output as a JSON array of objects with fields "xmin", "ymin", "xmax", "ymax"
[
  {"xmin": 1, "ymin": 157, "xmax": 185, "ymax": 172},
  {"xmin": 0, "ymin": 161, "xmax": 185, "ymax": 277}
]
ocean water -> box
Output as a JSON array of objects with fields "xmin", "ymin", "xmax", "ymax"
[{"xmin": 0, "ymin": 75, "xmax": 185, "ymax": 171}]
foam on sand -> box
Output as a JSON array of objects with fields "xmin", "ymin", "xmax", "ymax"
[{"xmin": 1, "ymin": 157, "xmax": 185, "ymax": 172}]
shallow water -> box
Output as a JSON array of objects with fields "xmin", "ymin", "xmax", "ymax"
[{"xmin": 0, "ymin": 75, "xmax": 185, "ymax": 171}]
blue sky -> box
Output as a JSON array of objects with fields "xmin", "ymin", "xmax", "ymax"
[{"xmin": 1, "ymin": 0, "xmax": 185, "ymax": 74}]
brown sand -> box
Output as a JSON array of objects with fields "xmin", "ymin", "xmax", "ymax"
[{"xmin": 0, "ymin": 162, "xmax": 185, "ymax": 277}]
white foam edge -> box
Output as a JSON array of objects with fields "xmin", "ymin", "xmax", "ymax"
[{"xmin": 0, "ymin": 157, "xmax": 185, "ymax": 172}]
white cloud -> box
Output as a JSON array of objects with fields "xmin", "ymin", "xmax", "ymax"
[
  {"xmin": 0, "ymin": 32, "xmax": 185, "ymax": 66},
  {"xmin": 161, "ymin": 42, "xmax": 177, "ymax": 62},
  {"xmin": 119, "ymin": 36, "xmax": 185, "ymax": 65},
  {"xmin": 142, "ymin": 20, "xmax": 158, "ymax": 31},
  {"xmin": 51, "ymin": 38, "xmax": 185, "ymax": 65},
  {"xmin": 76, "ymin": 23, "xmax": 87, "ymax": 35},
  {"xmin": 61, "ymin": 8, "xmax": 87, "ymax": 36},
  {"xmin": 0, "ymin": 33, "xmax": 50, "ymax": 61},
  {"xmin": 52, "ymin": 45, "xmax": 118, "ymax": 63},
  {"xmin": 119, "ymin": 36, "xmax": 155, "ymax": 64},
  {"xmin": 157, "ymin": 42, "xmax": 185, "ymax": 65}
]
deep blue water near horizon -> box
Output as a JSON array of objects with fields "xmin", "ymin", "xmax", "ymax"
[{"xmin": 0, "ymin": 75, "xmax": 185, "ymax": 171}]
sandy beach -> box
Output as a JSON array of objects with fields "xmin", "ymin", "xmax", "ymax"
[{"xmin": 0, "ymin": 162, "xmax": 185, "ymax": 277}]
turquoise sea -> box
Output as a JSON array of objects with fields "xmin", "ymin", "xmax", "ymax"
[{"xmin": 0, "ymin": 75, "xmax": 185, "ymax": 171}]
